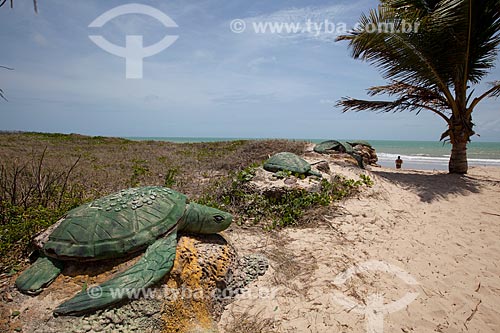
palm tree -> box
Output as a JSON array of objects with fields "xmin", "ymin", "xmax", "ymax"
[{"xmin": 336, "ymin": 0, "xmax": 500, "ymax": 174}]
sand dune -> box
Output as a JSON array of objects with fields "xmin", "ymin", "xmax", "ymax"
[{"xmin": 219, "ymin": 166, "xmax": 500, "ymax": 332}]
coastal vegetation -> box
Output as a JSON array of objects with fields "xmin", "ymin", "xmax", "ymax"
[
  {"xmin": 199, "ymin": 170, "xmax": 372, "ymax": 229},
  {"xmin": 337, "ymin": 0, "xmax": 500, "ymax": 174},
  {"xmin": 0, "ymin": 132, "xmax": 369, "ymax": 273}
]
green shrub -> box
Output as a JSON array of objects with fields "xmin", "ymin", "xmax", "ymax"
[
  {"xmin": 0, "ymin": 196, "xmax": 84, "ymax": 272},
  {"xmin": 236, "ymin": 163, "xmax": 259, "ymax": 182},
  {"xmin": 198, "ymin": 173, "xmax": 373, "ymax": 229},
  {"xmin": 359, "ymin": 174, "xmax": 374, "ymax": 186},
  {"xmin": 130, "ymin": 159, "xmax": 149, "ymax": 186},
  {"xmin": 164, "ymin": 167, "xmax": 178, "ymax": 187},
  {"xmin": 272, "ymin": 170, "xmax": 291, "ymax": 179}
]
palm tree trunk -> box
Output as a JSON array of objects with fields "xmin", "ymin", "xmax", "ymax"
[{"xmin": 449, "ymin": 140, "xmax": 468, "ymax": 174}]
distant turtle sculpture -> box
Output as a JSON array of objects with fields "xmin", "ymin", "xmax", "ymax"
[
  {"xmin": 313, "ymin": 140, "xmax": 354, "ymax": 154},
  {"xmin": 15, "ymin": 186, "xmax": 232, "ymax": 316},
  {"xmin": 347, "ymin": 140, "xmax": 372, "ymax": 148},
  {"xmin": 263, "ymin": 152, "xmax": 322, "ymax": 177},
  {"xmin": 314, "ymin": 140, "xmax": 365, "ymax": 168}
]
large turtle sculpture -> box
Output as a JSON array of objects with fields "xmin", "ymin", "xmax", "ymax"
[
  {"xmin": 263, "ymin": 152, "xmax": 322, "ymax": 177},
  {"xmin": 15, "ymin": 186, "xmax": 232, "ymax": 316}
]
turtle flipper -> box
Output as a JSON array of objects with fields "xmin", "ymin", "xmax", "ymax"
[
  {"xmin": 15, "ymin": 256, "xmax": 63, "ymax": 295},
  {"xmin": 307, "ymin": 169, "xmax": 323, "ymax": 177},
  {"xmin": 54, "ymin": 232, "xmax": 177, "ymax": 316}
]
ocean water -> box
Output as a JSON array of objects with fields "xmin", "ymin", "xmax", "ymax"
[
  {"xmin": 365, "ymin": 140, "xmax": 500, "ymax": 170},
  {"xmin": 126, "ymin": 137, "xmax": 500, "ymax": 171}
]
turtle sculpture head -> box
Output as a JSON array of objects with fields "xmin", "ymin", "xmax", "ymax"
[{"xmin": 179, "ymin": 202, "xmax": 232, "ymax": 234}]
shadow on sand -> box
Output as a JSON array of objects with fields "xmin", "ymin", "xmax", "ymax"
[{"xmin": 372, "ymin": 170, "xmax": 486, "ymax": 203}]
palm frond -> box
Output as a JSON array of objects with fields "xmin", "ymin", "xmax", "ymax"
[
  {"xmin": 0, "ymin": 89, "xmax": 7, "ymax": 101},
  {"xmin": 487, "ymin": 80, "xmax": 500, "ymax": 97},
  {"xmin": 367, "ymin": 81, "xmax": 451, "ymax": 109},
  {"xmin": 337, "ymin": 94, "xmax": 451, "ymax": 122},
  {"xmin": 336, "ymin": 3, "xmax": 457, "ymax": 104},
  {"xmin": 337, "ymin": 97, "xmax": 408, "ymax": 113},
  {"xmin": 337, "ymin": 0, "xmax": 500, "ymax": 101},
  {"xmin": 440, "ymin": 128, "xmax": 451, "ymax": 141},
  {"xmin": 1, "ymin": 65, "xmax": 13, "ymax": 102},
  {"xmin": 467, "ymin": 80, "xmax": 500, "ymax": 115}
]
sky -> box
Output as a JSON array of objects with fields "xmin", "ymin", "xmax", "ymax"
[{"xmin": 0, "ymin": 0, "xmax": 499, "ymax": 141}]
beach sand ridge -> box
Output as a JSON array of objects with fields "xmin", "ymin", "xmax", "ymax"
[{"xmin": 219, "ymin": 166, "xmax": 500, "ymax": 332}]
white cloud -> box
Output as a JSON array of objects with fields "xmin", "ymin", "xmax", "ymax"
[
  {"xmin": 320, "ymin": 98, "xmax": 337, "ymax": 105},
  {"xmin": 252, "ymin": 6, "xmax": 348, "ymax": 23},
  {"xmin": 239, "ymin": 4, "xmax": 361, "ymax": 43},
  {"xmin": 143, "ymin": 94, "xmax": 160, "ymax": 103},
  {"xmin": 32, "ymin": 32, "xmax": 48, "ymax": 47},
  {"xmin": 192, "ymin": 49, "xmax": 216, "ymax": 62},
  {"xmin": 247, "ymin": 56, "xmax": 277, "ymax": 69},
  {"xmin": 211, "ymin": 91, "xmax": 275, "ymax": 105}
]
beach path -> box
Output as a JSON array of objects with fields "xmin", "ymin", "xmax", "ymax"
[{"xmin": 219, "ymin": 166, "xmax": 500, "ymax": 332}]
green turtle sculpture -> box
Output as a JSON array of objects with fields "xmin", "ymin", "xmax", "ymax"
[
  {"xmin": 314, "ymin": 140, "xmax": 365, "ymax": 169},
  {"xmin": 263, "ymin": 152, "xmax": 322, "ymax": 177},
  {"xmin": 347, "ymin": 140, "xmax": 372, "ymax": 148},
  {"xmin": 313, "ymin": 140, "xmax": 354, "ymax": 154},
  {"xmin": 15, "ymin": 186, "xmax": 232, "ymax": 316}
]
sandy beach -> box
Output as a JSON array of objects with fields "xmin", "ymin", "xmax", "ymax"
[{"xmin": 218, "ymin": 165, "xmax": 500, "ymax": 332}]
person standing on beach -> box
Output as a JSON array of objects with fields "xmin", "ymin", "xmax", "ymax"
[{"xmin": 395, "ymin": 156, "xmax": 403, "ymax": 169}]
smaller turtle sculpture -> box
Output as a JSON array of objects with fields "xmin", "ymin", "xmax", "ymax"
[
  {"xmin": 347, "ymin": 140, "xmax": 372, "ymax": 148},
  {"xmin": 263, "ymin": 152, "xmax": 322, "ymax": 177},
  {"xmin": 313, "ymin": 140, "xmax": 354, "ymax": 154},
  {"xmin": 15, "ymin": 186, "xmax": 232, "ymax": 315},
  {"xmin": 314, "ymin": 140, "xmax": 365, "ymax": 169}
]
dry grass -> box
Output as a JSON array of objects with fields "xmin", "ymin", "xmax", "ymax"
[
  {"xmin": 0, "ymin": 132, "xmax": 307, "ymax": 272},
  {"xmin": 220, "ymin": 308, "xmax": 281, "ymax": 333},
  {"xmin": 260, "ymin": 233, "xmax": 318, "ymax": 297},
  {"xmin": 0, "ymin": 132, "xmax": 306, "ymax": 198}
]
